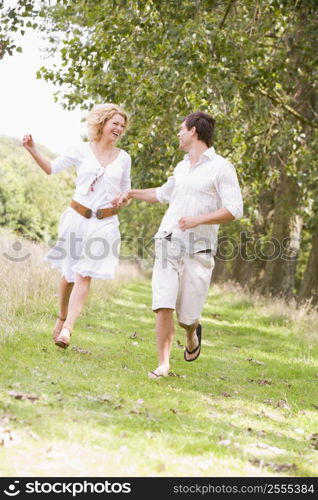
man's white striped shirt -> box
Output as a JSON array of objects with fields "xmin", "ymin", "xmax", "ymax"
[{"xmin": 155, "ymin": 147, "xmax": 243, "ymax": 254}]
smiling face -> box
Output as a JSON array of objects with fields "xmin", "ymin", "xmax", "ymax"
[
  {"xmin": 177, "ymin": 121, "xmax": 195, "ymax": 151},
  {"xmin": 101, "ymin": 113, "xmax": 126, "ymax": 143}
]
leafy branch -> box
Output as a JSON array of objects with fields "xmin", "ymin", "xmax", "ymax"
[{"xmin": 259, "ymin": 88, "xmax": 318, "ymax": 129}]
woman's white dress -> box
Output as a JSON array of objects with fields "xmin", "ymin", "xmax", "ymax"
[{"xmin": 44, "ymin": 142, "xmax": 131, "ymax": 282}]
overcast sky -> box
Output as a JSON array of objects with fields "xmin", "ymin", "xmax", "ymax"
[{"xmin": 0, "ymin": 20, "xmax": 85, "ymax": 154}]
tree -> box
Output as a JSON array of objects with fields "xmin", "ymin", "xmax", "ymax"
[
  {"xmin": 0, "ymin": 0, "xmax": 37, "ymax": 59},
  {"xmin": 0, "ymin": 136, "xmax": 73, "ymax": 241},
  {"xmin": 5, "ymin": 0, "xmax": 318, "ymax": 302},
  {"xmin": 298, "ymin": 223, "xmax": 318, "ymax": 307}
]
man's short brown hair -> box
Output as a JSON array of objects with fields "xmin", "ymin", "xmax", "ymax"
[{"xmin": 184, "ymin": 111, "xmax": 215, "ymax": 147}]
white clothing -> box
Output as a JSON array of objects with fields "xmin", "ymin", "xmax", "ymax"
[
  {"xmin": 51, "ymin": 142, "xmax": 131, "ymax": 208},
  {"xmin": 45, "ymin": 142, "xmax": 131, "ymax": 282},
  {"xmin": 154, "ymin": 147, "xmax": 243, "ymax": 254},
  {"xmin": 152, "ymin": 238, "xmax": 215, "ymax": 325},
  {"xmin": 151, "ymin": 146, "xmax": 242, "ymax": 323}
]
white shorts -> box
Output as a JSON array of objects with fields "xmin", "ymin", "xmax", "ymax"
[{"xmin": 152, "ymin": 237, "xmax": 215, "ymax": 325}]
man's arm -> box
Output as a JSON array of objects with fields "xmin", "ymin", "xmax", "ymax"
[
  {"xmin": 112, "ymin": 188, "xmax": 158, "ymax": 207},
  {"xmin": 112, "ymin": 172, "xmax": 177, "ymax": 208},
  {"xmin": 128, "ymin": 188, "xmax": 158, "ymax": 203},
  {"xmin": 178, "ymin": 208, "xmax": 234, "ymax": 231},
  {"xmin": 178, "ymin": 160, "xmax": 244, "ymax": 231}
]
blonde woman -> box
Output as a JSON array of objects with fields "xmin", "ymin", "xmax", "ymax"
[{"xmin": 23, "ymin": 103, "xmax": 131, "ymax": 348}]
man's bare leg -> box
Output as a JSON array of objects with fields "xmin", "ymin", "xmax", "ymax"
[
  {"xmin": 53, "ymin": 277, "xmax": 74, "ymax": 340},
  {"xmin": 179, "ymin": 320, "xmax": 200, "ymax": 361},
  {"xmin": 148, "ymin": 308, "xmax": 174, "ymax": 378}
]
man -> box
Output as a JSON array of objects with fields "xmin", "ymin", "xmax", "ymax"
[{"xmin": 113, "ymin": 111, "xmax": 243, "ymax": 378}]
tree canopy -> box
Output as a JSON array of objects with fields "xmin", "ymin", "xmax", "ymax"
[{"xmin": 2, "ymin": 0, "xmax": 318, "ymax": 302}]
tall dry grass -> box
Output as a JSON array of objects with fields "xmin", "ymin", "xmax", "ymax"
[
  {"xmin": 1, "ymin": 229, "xmax": 317, "ymax": 344},
  {"xmin": 214, "ymin": 281, "xmax": 318, "ymax": 344},
  {"xmin": 0, "ymin": 230, "xmax": 142, "ymax": 341}
]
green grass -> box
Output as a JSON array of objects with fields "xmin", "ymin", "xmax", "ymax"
[{"xmin": 1, "ymin": 280, "xmax": 318, "ymax": 477}]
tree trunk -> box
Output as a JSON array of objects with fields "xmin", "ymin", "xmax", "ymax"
[
  {"xmin": 298, "ymin": 224, "xmax": 318, "ymax": 307},
  {"xmin": 212, "ymin": 244, "xmax": 231, "ymax": 283},
  {"xmin": 230, "ymin": 237, "xmax": 261, "ymax": 289},
  {"xmin": 261, "ymin": 165, "xmax": 301, "ymax": 298},
  {"xmin": 230, "ymin": 189, "xmax": 275, "ymax": 289}
]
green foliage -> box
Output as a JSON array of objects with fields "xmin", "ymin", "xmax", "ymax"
[
  {"xmin": 119, "ymin": 201, "xmax": 166, "ymax": 261},
  {"xmin": 3, "ymin": 0, "xmax": 318, "ymax": 296},
  {"xmin": 0, "ymin": 0, "xmax": 37, "ymax": 59},
  {"xmin": 0, "ymin": 136, "xmax": 73, "ymax": 241},
  {"xmin": 36, "ymin": 0, "xmax": 318, "ymax": 216}
]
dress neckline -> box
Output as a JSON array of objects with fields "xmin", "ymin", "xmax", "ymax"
[{"xmin": 88, "ymin": 143, "xmax": 123, "ymax": 169}]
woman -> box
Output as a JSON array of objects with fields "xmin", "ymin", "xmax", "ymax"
[{"xmin": 23, "ymin": 103, "xmax": 131, "ymax": 349}]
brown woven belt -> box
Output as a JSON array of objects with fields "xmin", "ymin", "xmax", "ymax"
[{"xmin": 70, "ymin": 200, "xmax": 118, "ymax": 219}]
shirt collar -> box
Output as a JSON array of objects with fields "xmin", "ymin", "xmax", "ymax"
[
  {"xmin": 202, "ymin": 146, "xmax": 215, "ymax": 160},
  {"xmin": 184, "ymin": 146, "xmax": 215, "ymax": 165}
]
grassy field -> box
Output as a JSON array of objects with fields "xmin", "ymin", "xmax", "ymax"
[{"xmin": 0, "ymin": 234, "xmax": 318, "ymax": 477}]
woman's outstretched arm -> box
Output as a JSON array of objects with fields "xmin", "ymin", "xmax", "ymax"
[{"xmin": 22, "ymin": 134, "xmax": 52, "ymax": 175}]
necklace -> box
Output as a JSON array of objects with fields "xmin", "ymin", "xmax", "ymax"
[{"xmin": 90, "ymin": 145, "xmax": 118, "ymax": 192}]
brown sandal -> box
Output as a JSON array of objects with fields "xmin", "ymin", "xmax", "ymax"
[
  {"xmin": 55, "ymin": 327, "xmax": 71, "ymax": 349},
  {"xmin": 53, "ymin": 316, "xmax": 66, "ymax": 343}
]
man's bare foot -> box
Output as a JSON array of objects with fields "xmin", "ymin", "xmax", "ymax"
[
  {"xmin": 148, "ymin": 365, "xmax": 169, "ymax": 379},
  {"xmin": 53, "ymin": 317, "xmax": 66, "ymax": 342}
]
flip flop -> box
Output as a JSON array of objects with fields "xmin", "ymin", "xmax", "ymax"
[
  {"xmin": 148, "ymin": 371, "xmax": 163, "ymax": 378},
  {"xmin": 184, "ymin": 324, "xmax": 202, "ymax": 362},
  {"xmin": 148, "ymin": 369, "xmax": 169, "ymax": 378}
]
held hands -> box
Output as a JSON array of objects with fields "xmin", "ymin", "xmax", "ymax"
[
  {"xmin": 178, "ymin": 215, "xmax": 202, "ymax": 231},
  {"xmin": 111, "ymin": 191, "xmax": 131, "ymax": 209},
  {"xmin": 22, "ymin": 134, "xmax": 35, "ymax": 152}
]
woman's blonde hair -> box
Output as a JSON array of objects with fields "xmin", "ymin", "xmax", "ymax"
[{"xmin": 87, "ymin": 103, "xmax": 130, "ymax": 142}]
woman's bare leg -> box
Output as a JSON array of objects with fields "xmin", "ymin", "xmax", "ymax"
[
  {"xmin": 62, "ymin": 273, "xmax": 91, "ymax": 332},
  {"xmin": 53, "ymin": 277, "xmax": 74, "ymax": 340}
]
